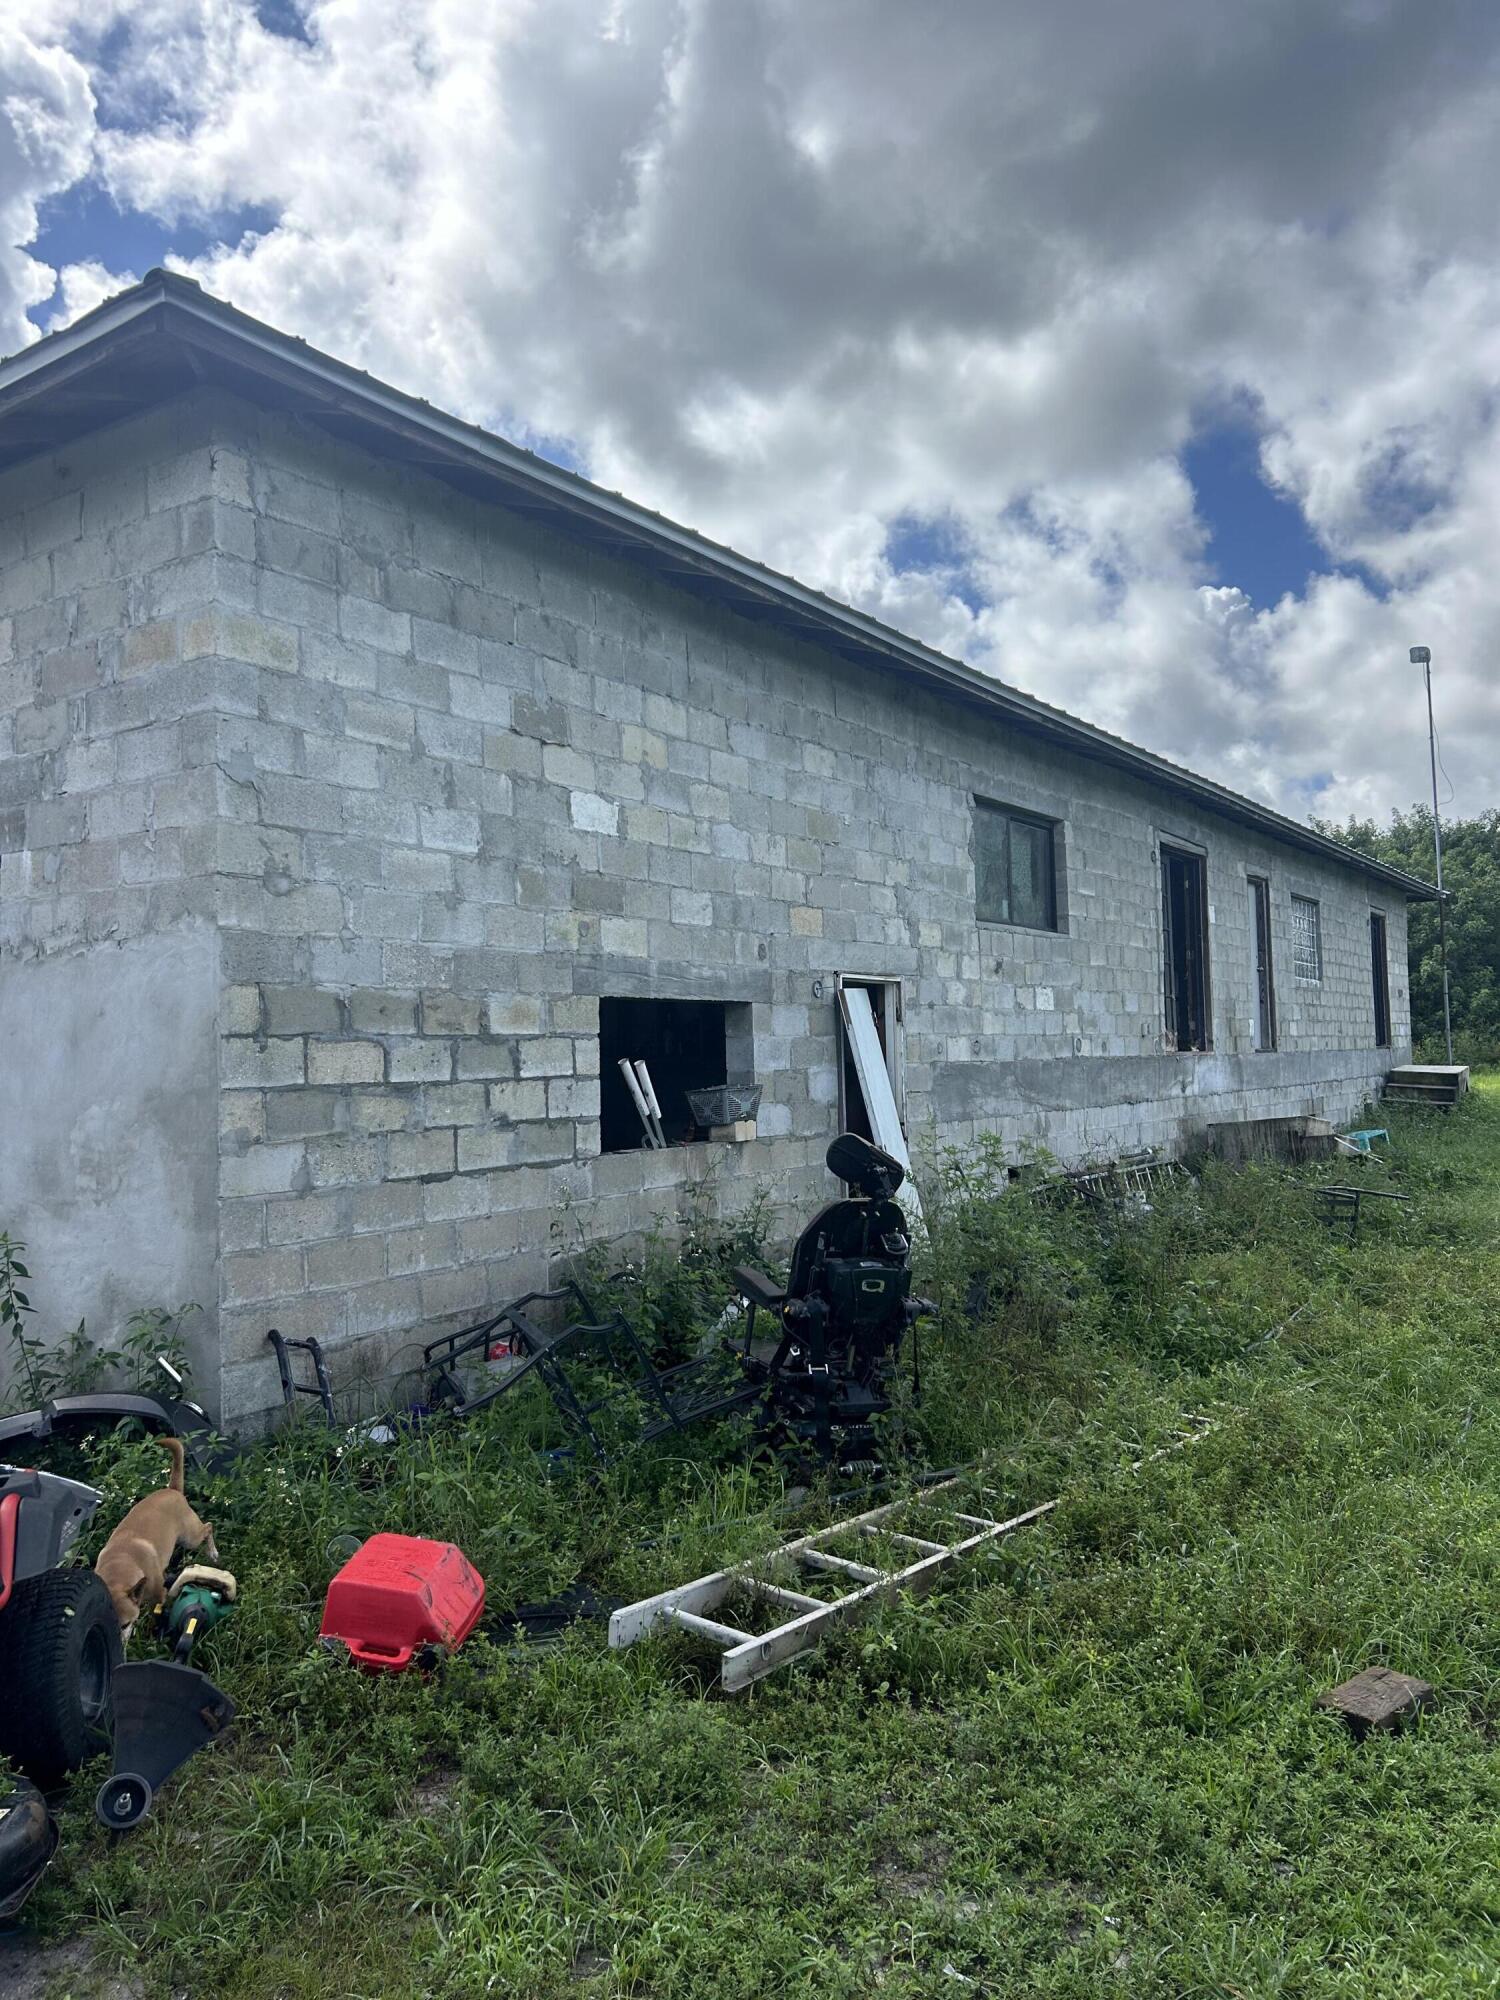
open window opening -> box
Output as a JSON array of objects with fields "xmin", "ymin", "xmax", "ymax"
[
  {"xmin": 1162, "ymin": 846, "xmax": 1211, "ymax": 1052},
  {"xmin": 1370, "ymin": 911, "xmax": 1392, "ymax": 1048},
  {"xmin": 1249, "ymin": 875, "xmax": 1276, "ymax": 1052},
  {"xmin": 598, "ymin": 997, "xmax": 755, "ymax": 1153}
]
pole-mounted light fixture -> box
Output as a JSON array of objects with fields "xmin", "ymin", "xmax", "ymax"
[{"xmin": 1410, "ymin": 646, "xmax": 1453, "ymax": 1063}]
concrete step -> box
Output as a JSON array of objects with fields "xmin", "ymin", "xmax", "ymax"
[
  {"xmin": 1387, "ymin": 1063, "xmax": 1470, "ymax": 1093},
  {"xmin": 1382, "ymin": 1066, "xmax": 1466, "ymax": 1109}
]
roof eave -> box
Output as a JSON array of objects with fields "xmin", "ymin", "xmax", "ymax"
[{"xmin": 0, "ymin": 272, "xmax": 1440, "ymax": 905}]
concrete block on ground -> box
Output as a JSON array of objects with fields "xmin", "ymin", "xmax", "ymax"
[{"xmin": 1316, "ymin": 1668, "xmax": 1434, "ymax": 1740}]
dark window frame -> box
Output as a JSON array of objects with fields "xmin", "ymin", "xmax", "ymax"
[
  {"xmin": 974, "ymin": 798, "xmax": 1060, "ymax": 932},
  {"xmin": 1161, "ymin": 843, "xmax": 1212, "ymax": 1053},
  {"xmin": 1370, "ymin": 910, "xmax": 1392, "ymax": 1048},
  {"xmin": 1249, "ymin": 874, "xmax": 1277, "ymax": 1052},
  {"xmin": 1291, "ymin": 893, "xmax": 1323, "ymax": 983}
]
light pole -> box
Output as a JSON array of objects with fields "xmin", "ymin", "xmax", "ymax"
[{"xmin": 1409, "ymin": 645, "xmax": 1453, "ymax": 1064}]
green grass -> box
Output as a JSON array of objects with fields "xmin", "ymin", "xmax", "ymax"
[{"xmin": 17, "ymin": 1083, "xmax": 1500, "ymax": 1997}]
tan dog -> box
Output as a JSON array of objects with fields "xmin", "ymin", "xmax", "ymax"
[{"xmin": 94, "ymin": 1437, "xmax": 217, "ymax": 1640}]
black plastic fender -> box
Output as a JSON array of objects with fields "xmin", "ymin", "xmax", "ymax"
[
  {"xmin": 0, "ymin": 1776, "xmax": 59, "ymax": 1919},
  {"xmin": 94, "ymin": 1660, "xmax": 235, "ymax": 1832}
]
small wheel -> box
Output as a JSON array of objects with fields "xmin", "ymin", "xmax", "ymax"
[
  {"xmin": 95, "ymin": 1771, "xmax": 153, "ymax": 1831},
  {"xmin": 0, "ymin": 1568, "xmax": 122, "ymax": 1787}
]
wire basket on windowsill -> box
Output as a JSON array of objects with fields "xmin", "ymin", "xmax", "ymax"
[{"xmin": 684, "ymin": 1084, "xmax": 762, "ymax": 1130}]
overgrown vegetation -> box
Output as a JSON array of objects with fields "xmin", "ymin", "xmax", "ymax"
[
  {"xmin": 11, "ymin": 1088, "xmax": 1500, "ymax": 1997},
  {"xmin": 0, "ymin": 1237, "xmax": 199, "ymax": 1412}
]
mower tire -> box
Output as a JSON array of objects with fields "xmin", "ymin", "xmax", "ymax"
[{"xmin": 0, "ymin": 1567, "xmax": 121, "ymax": 1786}]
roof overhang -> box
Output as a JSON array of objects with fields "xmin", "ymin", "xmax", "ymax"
[{"xmin": 0, "ymin": 270, "xmax": 1438, "ymax": 902}]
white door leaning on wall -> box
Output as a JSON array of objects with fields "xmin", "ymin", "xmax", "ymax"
[{"xmin": 837, "ymin": 984, "xmax": 923, "ymax": 1226}]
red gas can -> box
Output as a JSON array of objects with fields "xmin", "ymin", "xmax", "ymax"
[{"xmin": 320, "ymin": 1533, "xmax": 485, "ymax": 1672}]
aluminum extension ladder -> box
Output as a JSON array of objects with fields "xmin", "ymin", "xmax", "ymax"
[
  {"xmin": 609, "ymin": 1419, "xmax": 1214, "ymax": 1693},
  {"xmin": 608, "ymin": 1478, "xmax": 1055, "ymax": 1693}
]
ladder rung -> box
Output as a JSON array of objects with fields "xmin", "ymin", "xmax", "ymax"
[
  {"xmin": 751, "ymin": 1582, "xmax": 826, "ymax": 1612},
  {"xmin": 801, "ymin": 1549, "xmax": 887, "ymax": 1583},
  {"xmin": 667, "ymin": 1607, "xmax": 757, "ymax": 1648},
  {"xmin": 953, "ymin": 1513, "xmax": 1001, "ymax": 1530},
  {"xmin": 865, "ymin": 1528, "xmax": 948, "ymax": 1555}
]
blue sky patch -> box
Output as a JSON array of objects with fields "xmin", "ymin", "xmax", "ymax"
[
  {"xmin": 29, "ymin": 184, "xmax": 277, "ymax": 329},
  {"xmin": 1182, "ymin": 418, "xmax": 1329, "ymax": 608},
  {"xmin": 884, "ymin": 512, "xmax": 985, "ymax": 613},
  {"xmin": 256, "ymin": 0, "xmax": 315, "ymax": 43}
]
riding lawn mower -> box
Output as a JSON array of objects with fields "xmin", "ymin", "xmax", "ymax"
[{"xmin": 0, "ymin": 1461, "xmax": 236, "ymax": 1918}]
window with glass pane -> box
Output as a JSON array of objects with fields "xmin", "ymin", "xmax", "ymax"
[
  {"xmin": 1291, "ymin": 894, "xmax": 1322, "ymax": 981},
  {"xmin": 975, "ymin": 801, "xmax": 1057, "ymax": 930}
]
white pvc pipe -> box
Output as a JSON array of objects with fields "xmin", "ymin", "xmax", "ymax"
[
  {"xmin": 618, "ymin": 1058, "xmax": 660, "ymax": 1147},
  {"xmin": 634, "ymin": 1060, "xmax": 667, "ymax": 1146}
]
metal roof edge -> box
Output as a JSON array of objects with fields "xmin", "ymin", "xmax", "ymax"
[
  {"xmin": 0, "ymin": 271, "xmax": 1438, "ymax": 902},
  {"xmin": 0, "ymin": 271, "xmax": 172, "ymax": 388}
]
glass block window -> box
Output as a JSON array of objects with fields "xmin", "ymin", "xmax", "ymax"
[
  {"xmin": 1291, "ymin": 894, "xmax": 1322, "ymax": 982},
  {"xmin": 975, "ymin": 801, "xmax": 1058, "ymax": 930}
]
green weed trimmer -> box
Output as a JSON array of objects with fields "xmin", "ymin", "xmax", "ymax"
[{"xmin": 162, "ymin": 1565, "xmax": 238, "ymax": 1662}]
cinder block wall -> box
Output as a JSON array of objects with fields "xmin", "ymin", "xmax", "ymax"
[
  {"xmin": 0, "ymin": 395, "xmax": 247, "ymax": 1400},
  {"xmin": 0, "ymin": 387, "xmax": 1409, "ymax": 1424}
]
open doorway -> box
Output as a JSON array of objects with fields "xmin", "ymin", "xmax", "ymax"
[
  {"xmin": 835, "ymin": 977, "xmax": 920, "ymax": 1224},
  {"xmin": 1370, "ymin": 911, "xmax": 1391, "ymax": 1048},
  {"xmin": 836, "ymin": 978, "xmax": 904, "ymax": 1146},
  {"xmin": 1161, "ymin": 845, "xmax": 1211, "ymax": 1052}
]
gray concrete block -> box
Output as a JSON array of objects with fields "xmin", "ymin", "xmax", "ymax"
[
  {"xmin": 308, "ymin": 1039, "xmax": 385, "ymax": 1086},
  {"xmin": 223, "ymin": 1246, "xmax": 306, "ymax": 1305},
  {"xmin": 456, "ymin": 1125, "xmax": 516, "ymax": 1173},
  {"xmin": 265, "ymin": 1089, "xmax": 344, "ymax": 1139},
  {"xmin": 306, "ymin": 1233, "xmax": 387, "ymax": 1292},
  {"xmin": 304, "ymin": 1134, "xmax": 383, "ymax": 1188},
  {"xmin": 351, "ymin": 988, "xmax": 418, "ymax": 1034},
  {"xmin": 387, "ymin": 1039, "xmax": 454, "ymax": 1084},
  {"xmin": 388, "ymin": 1128, "xmax": 458, "ymax": 1179},
  {"xmin": 263, "ymin": 985, "xmax": 345, "ymax": 1036},
  {"xmin": 222, "ymin": 1037, "xmax": 306, "ymax": 1089}
]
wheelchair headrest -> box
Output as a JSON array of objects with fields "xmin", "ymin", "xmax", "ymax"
[{"xmin": 826, "ymin": 1132, "xmax": 905, "ymax": 1197}]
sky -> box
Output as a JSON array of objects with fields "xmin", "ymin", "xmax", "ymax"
[{"xmin": 4, "ymin": 2, "xmax": 1499, "ymax": 828}]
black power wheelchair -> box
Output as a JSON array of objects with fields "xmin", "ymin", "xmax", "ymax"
[{"xmin": 734, "ymin": 1132, "xmax": 934, "ymax": 1462}]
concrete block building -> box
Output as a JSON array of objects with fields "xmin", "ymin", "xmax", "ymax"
[{"xmin": 0, "ymin": 274, "xmax": 1433, "ymax": 1424}]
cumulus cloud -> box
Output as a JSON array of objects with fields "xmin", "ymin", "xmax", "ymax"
[
  {"xmin": 15, "ymin": 0, "xmax": 1500, "ymax": 821},
  {"xmin": 0, "ymin": 19, "xmax": 95, "ymax": 353}
]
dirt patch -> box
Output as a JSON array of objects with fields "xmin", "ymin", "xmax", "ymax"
[
  {"xmin": 0, "ymin": 1932, "xmax": 144, "ymax": 2000},
  {"xmin": 409, "ymin": 1765, "xmax": 462, "ymax": 1817},
  {"xmin": 873, "ymin": 1841, "xmax": 951, "ymax": 1898}
]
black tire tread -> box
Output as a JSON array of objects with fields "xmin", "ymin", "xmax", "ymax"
[{"xmin": 0, "ymin": 1566, "xmax": 120, "ymax": 1786}]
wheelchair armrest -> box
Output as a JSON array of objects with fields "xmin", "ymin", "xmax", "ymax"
[
  {"xmin": 909, "ymin": 1296, "xmax": 938, "ymax": 1319},
  {"xmin": 733, "ymin": 1265, "xmax": 786, "ymax": 1310}
]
